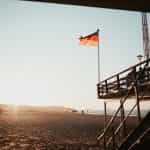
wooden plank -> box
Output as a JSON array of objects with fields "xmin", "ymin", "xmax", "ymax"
[{"xmin": 23, "ymin": 0, "xmax": 150, "ymax": 12}]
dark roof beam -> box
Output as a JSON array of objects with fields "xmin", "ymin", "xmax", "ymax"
[{"xmin": 22, "ymin": 0, "xmax": 150, "ymax": 12}]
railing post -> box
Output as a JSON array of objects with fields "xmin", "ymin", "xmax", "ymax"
[
  {"xmin": 133, "ymin": 66, "xmax": 141, "ymax": 122},
  {"xmin": 120, "ymin": 99, "xmax": 127, "ymax": 138},
  {"xmin": 104, "ymin": 102, "xmax": 107, "ymax": 126},
  {"xmin": 97, "ymin": 83, "xmax": 100, "ymax": 98},
  {"xmin": 105, "ymin": 80, "xmax": 108, "ymax": 95},
  {"xmin": 101, "ymin": 84, "xmax": 104, "ymax": 96},
  {"xmin": 117, "ymin": 74, "xmax": 120, "ymax": 92},
  {"xmin": 104, "ymin": 102, "xmax": 107, "ymax": 150},
  {"xmin": 134, "ymin": 85, "xmax": 141, "ymax": 122},
  {"xmin": 145, "ymin": 60, "xmax": 149, "ymax": 81}
]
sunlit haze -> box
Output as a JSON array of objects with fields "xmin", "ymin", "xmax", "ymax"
[{"xmin": 0, "ymin": 0, "xmax": 150, "ymax": 110}]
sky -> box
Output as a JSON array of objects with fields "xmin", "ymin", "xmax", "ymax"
[{"xmin": 0, "ymin": 0, "xmax": 150, "ymax": 110}]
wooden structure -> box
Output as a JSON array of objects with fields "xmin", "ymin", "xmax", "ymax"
[
  {"xmin": 23, "ymin": 0, "xmax": 150, "ymax": 12},
  {"xmin": 97, "ymin": 58, "xmax": 150, "ymax": 100},
  {"xmin": 97, "ymin": 59, "xmax": 150, "ymax": 150}
]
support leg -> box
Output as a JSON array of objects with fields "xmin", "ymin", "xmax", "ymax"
[
  {"xmin": 120, "ymin": 99, "xmax": 127, "ymax": 138},
  {"xmin": 134, "ymin": 85, "xmax": 141, "ymax": 122},
  {"xmin": 104, "ymin": 102, "xmax": 107, "ymax": 150}
]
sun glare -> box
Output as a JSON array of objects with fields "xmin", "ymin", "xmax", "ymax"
[{"xmin": 1, "ymin": 100, "xmax": 51, "ymax": 107}]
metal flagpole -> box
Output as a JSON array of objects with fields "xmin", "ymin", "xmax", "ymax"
[{"xmin": 97, "ymin": 29, "xmax": 100, "ymax": 82}]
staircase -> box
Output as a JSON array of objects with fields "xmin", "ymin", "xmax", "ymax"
[
  {"xmin": 119, "ymin": 112, "xmax": 150, "ymax": 150},
  {"xmin": 96, "ymin": 59, "xmax": 150, "ymax": 150}
]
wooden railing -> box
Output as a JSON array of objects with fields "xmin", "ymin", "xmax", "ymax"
[
  {"xmin": 97, "ymin": 58, "xmax": 150, "ymax": 150},
  {"xmin": 97, "ymin": 78, "xmax": 149, "ymax": 149},
  {"xmin": 97, "ymin": 58, "xmax": 150, "ymax": 99}
]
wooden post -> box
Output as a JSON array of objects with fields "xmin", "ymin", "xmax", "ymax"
[
  {"xmin": 145, "ymin": 61, "xmax": 149, "ymax": 81},
  {"xmin": 117, "ymin": 74, "xmax": 120, "ymax": 92},
  {"xmin": 97, "ymin": 83, "xmax": 100, "ymax": 98},
  {"xmin": 120, "ymin": 99, "xmax": 127, "ymax": 138},
  {"xmin": 134, "ymin": 85, "xmax": 141, "ymax": 122},
  {"xmin": 104, "ymin": 133, "xmax": 106, "ymax": 150},
  {"xmin": 133, "ymin": 66, "xmax": 141, "ymax": 122},
  {"xmin": 101, "ymin": 84, "xmax": 104, "ymax": 96},
  {"xmin": 112, "ymin": 126, "xmax": 116, "ymax": 150},
  {"xmin": 104, "ymin": 102, "xmax": 107, "ymax": 126},
  {"xmin": 104, "ymin": 102, "xmax": 107, "ymax": 150},
  {"xmin": 105, "ymin": 80, "xmax": 108, "ymax": 95}
]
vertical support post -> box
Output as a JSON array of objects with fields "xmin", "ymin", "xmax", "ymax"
[
  {"xmin": 104, "ymin": 102, "xmax": 107, "ymax": 127},
  {"xmin": 112, "ymin": 126, "xmax": 116, "ymax": 150},
  {"xmin": 97, "ymin": 83, "xmax": 100, "ymax": 98},
  {"xmin": 134, "ymin": 85, "xmax": 142, "ymax": 122},
  {"xmin": 120, "ymin": 99, "xmax": 127, "ymax": 138},
  {"xmin": 101, "ymin": 84, "xmax": 104, "ymax": 96},
  {"xmin": 147, "ymin": 67, "xmax": 150, "ymax": 81},
  {"xmin": 104, "ymin": 102, "xmax": 107, "ymax": 150},
  {"xmin": 133, "ymin": 66, "xmax": 141, "ymax": 122},
  {"xmin": 117, "ymin": 74, "xmax": 120, "ymax": 92},
  {"xmin": 105, "ymin": 80, "xmax": 108, "ymax": 95},
  {"xmin": 146, "ymin": 60, "xmax": 149, "ymax": 81}
]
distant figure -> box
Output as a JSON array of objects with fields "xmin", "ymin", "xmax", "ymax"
[
  {"xmin": 138, "ymin": 66, "xmax": 145, "ymax": 84},
  {"xmin": 126, "ymin": 68, "xmax": 136, "ymax": 87},
  {"xmin": 72, "ymin": 109, "xmax": 78, "ymax": 113},
  {"xmin": 81, "ymin": 110, "xmax": 85, "ymax": 115},
  {"xmin": 87, "ymin": 110, "xmax": 88, "ymax": 114},
  {"xmin": 143, "ymin": 62, "xmax": 149, "ymax": 81}
]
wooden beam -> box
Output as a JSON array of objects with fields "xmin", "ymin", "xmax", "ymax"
[{"xmin": 22, "ymin": 0, "xmax": 150, "ymax": 12}]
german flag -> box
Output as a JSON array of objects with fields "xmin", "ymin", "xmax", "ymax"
[{"xmin": 79, "ymin": 31, "xmax": 99, "ymax": 46}]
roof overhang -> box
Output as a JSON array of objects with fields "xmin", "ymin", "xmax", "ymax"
[{"xmin": 22, "ymin": 0, "xmax": 150, "ymax": 12}]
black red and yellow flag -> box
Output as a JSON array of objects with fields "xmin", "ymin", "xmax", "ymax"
[{"xmin": 79, "ymin": 31, "xmax": 99, "ymax": 46}]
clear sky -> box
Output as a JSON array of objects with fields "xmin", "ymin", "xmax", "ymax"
[{"xmin": 0, "ymin": 0, "xmax": 150, "ymax": 110}]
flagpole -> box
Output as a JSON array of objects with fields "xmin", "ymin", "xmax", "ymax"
[{"xmin": 97, "ymin": 29, "xmax": 100, "ymax": 82}]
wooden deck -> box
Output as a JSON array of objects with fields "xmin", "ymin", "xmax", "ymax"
[{"xmin": 97, "ymin": 58, "xmax": 150, "ymax": 100}]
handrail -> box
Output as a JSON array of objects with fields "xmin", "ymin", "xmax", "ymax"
[
  {"xmin": 99, "ymin": 58, "xmax": 150, "ymax": 84},
  {"xmin": 97, "ymin": 59, "xmax": 150, "ymax": 98}
]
